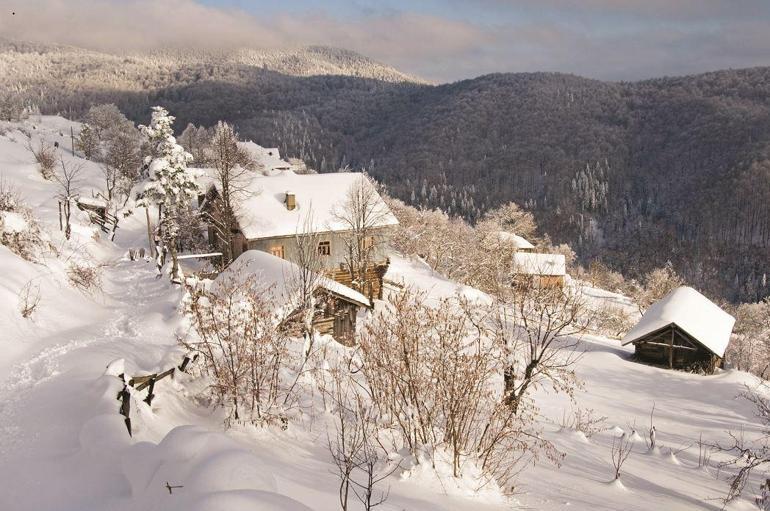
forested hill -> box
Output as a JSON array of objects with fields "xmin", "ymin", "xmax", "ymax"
[{"xmin": 2, "ymin": 40, "xmax": 770, "ymax": 302}]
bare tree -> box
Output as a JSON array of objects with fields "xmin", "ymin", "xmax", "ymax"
[
  {"xmin": 333, "ymin": 175, "xmax": 391, "ymax": 296},
  {"xmin": 485, "ymin": 283, "xmax": 588, "ymax": 415},
  {"xmin": 718, "ymin": 385, "xmax": 770, "ymax": 504},
  {"xmin": 610, "ymin": 431, "xmax": 635, "ymax": 481},
  {"xmin": 179, "ymin": 123, "xmax": 214, "ymax": 166},
  {"xmin": 53, "ymin": 157, "xmax": 83, "ymax": 240},
  {"xmin": 101, "ymin": 127, "xmax": 142, "ymax": 206},
  {"xmin": 288, "ymin": 208, "xmax": 323, "ymax": 353},
  {"xmin": 204, "ymin": 121, "xmax": 254, "ymax": 265}
]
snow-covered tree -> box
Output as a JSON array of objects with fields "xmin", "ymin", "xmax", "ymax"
[{"xmin": 138, "ymin": 106, "xmax": 198, "ymax": 283}]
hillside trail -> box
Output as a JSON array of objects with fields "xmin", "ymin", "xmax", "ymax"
[{"xmin": 0, "ymin": 257, "xmax": 184, "ymax": 510}]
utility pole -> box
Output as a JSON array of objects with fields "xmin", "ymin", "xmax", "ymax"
[{"xmin": 70, "ymin": 126, "xmax": 75, "ymax": 155}]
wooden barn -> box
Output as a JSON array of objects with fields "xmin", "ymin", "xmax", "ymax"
[
  {"xmin": 512, "ymin": 252, "xmax": 566, "ymax": 288},
  {"xmin": 213, "ymin": 250, "xmax": 370, "ymax": 345},
  {"xmin": 622, "ymin": 287, "xmax": 735, "ymax": 374}
]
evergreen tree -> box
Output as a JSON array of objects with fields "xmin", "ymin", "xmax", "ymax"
[{"xmin": 138, "ymin": 106, "xmax": 198, "ymax": 283}]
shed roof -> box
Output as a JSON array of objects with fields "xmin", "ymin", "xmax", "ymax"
[
  {"xmin": 496, "ymin": 231, "xmax": 535, "ymax": 250},
  {"xmin": 621, "ymin": 286, "xmax": 735, "ymax": 358},
  {"xmin": 213, "ymin": 250, "xmax": 370, "ymax": 310},
  {"xmin": 513, "ymin": 252, "xmax": 566, "ymax": 276}
]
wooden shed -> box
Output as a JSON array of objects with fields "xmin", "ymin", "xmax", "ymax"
[
  {"xmin": 512, "ymin": 252, "xmax": 566, "ymax": 289},
  {"xmin": 213, "ymin": 250, "xmax": 370, "ymax": 346},
  {"xmin": 622, "ymin": 287, "xmax": 735, "ymax": 374}
]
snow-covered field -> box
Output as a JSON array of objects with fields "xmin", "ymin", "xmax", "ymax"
[{"xmin": 0, "ymin": 116, "xmax": 767, "ymax": 510}]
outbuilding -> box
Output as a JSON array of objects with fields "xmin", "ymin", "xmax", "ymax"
[
  {"xmin": 622, "ymin": 286, "xmax": 735, "ymax": 373},
  {"xmin": 213, "ymin": 250, "xmax": 370, "ymax": 345}
]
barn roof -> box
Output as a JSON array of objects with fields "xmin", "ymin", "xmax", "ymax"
[
  {"xmin": 213, "ymin": 250, "xmax": 370, "ymax": 310},
  {"xmin": 621, "ymin": 286, "xmax": 735, "ymax": 358},
  {"xmin": 201, "ymin": 170, "xmax": 398, "ymax": 240},
  {"xmin": 513, "ymin": 252, "xmax": 566, "ymax": 276},
  {"xmin": 496, "ymin": 231, "xmax": 535, "ymax": 250}
]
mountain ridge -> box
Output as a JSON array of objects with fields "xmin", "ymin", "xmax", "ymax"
[{"xmin": 2, "ymin": 40, "xmax": 769, "ymax": 302}]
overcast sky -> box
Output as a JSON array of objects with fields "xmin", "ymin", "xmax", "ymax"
[{"xmin": 3, "ymin": 0, "xmax": 770, "ymax": 83}]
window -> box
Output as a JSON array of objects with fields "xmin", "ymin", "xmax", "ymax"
[
  {"xmin": 318, "ymin": 241, "xmax": 331, "ymax": 256},
  {"xmin": 270, "ymin": 245, "xmax": 284, "ymax": 259},
  {"xmin": 359, "ymin": 236, "xmax": 375, "ymax": 251}
]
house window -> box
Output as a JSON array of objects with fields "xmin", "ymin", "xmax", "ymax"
[
  {"xmin": 270, "ymin": 245, "xmax": 284, "ymax": 259},
  {"xmin": 318, "ymin": 241, "xmax": 331, "ymax": 256},
  {"xmin": 360, "ymin": 236, "xmax": 374, "ymax": 251}
]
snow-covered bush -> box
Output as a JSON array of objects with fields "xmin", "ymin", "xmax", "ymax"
[
  {"xmin": 27, "ymin": 139, "xmax": 57, "ymax": 180},
  {"xmin": 0, "ymin": 180, "xmax": 46, "ymax": 261},
  {"xmin": 182, "ymin": 274, "xmax": 295, "ymax": 427},
  {"xmin": 632, "ymin": 263, "xmax": 684, "ymax": 313},
  {"xmin": 558, "ymin": 407, "xmax": 608, "ymax": 438},
  {"xmin": 18, "ymin": 280, "xmax": 41, "ymax": 318},
  {"xmin": 590, "ymin": 305, "xmax": 634, "ymax": 338},
  {"xmin": 357, "ymin": 289, "xmax": 559, "ymax": 490},
  {"xmin": 726, "ymin": 300, "xmax": 770, "ymax": 379}
]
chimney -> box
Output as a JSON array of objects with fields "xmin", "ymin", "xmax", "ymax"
[{"xmin": 285, "ymin": 191, "xmax": 296, "ymax": 211}]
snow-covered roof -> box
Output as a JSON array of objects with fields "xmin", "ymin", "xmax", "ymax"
[
  {"xmin": 239, "ymin": 141, "xmax": 292, "ymax": 172},
  {"xmin": 497, "ymin": 231, "xmax": 535, "ymax": 250},
  {"xmin": 513, "ymin": 252, "xmax": 566, "ymax": 276},
  {"xmin": 213, "ymin": 250, "xmax": 370, "ymax": 309},
  {"xmin": 622, "ymin": 286, "xmax": 735, "ymax": 358},
  {"xmin": 202, "ymin": 170, "xmax": 398, "ymax": 240}
]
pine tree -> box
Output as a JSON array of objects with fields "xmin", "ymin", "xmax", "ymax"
[{"xmin": 138, "ymin": 106, "xmax": 198, "ymax": 283}]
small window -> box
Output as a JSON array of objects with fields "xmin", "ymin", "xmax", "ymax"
[
  {"xmin": 360, "ymin": 236, "xmax": 375, "ymax": 251},
  {"xmin": 318, "ymin": 241, "xmax": 331, "ymax": 256},
  {"xmin": 270, "ymin": 245, "xmax": 284, "ymax": 259}
]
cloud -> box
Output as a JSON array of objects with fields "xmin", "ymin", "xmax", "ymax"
[{"xmin": 1, "ymin": 0, "xmax": 769, "ymax": 82}]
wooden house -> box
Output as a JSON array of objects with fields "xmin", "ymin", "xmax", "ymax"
[
  {"xmin": 200, "ymin": 170, "xmax": 398, "ymax": 301},
  {"xmin": 512, "ymin": 252, "xmax": 566, "ymax": 288},
  {"xmin": 622, "ymin": 286, "xmax": 735, "ymax": 374},
  {"xmin": 213, "ymin": 250, "xmax": 370, "ymax": 344}
]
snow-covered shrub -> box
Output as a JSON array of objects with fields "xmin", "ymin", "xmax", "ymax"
[
  {"xmin": 182, "ymin": 274, "xmax": 295, "ymax": 427},
  {"xmin": 67, "ymin": 262, "xmax": 102, "ymax": 292},
  {"xmin": 358, "ymin": 289, "xmax": 559, "ymax": 489},
  {"xmin": 725, "ymin": 300, "xmax": 770, "ymax": 379},
  {"xmin": 558, "ymin": 407, "xmax": 608, "ymax": 438},
  {"xmin": 27, "ymin": 139, "xmax": 57, "ymax": 180},
  {"xmin": 18, "ymin": 280, "xmax": 41, "ymax": 318},
  {"xmin": 632, "ymin": 263, "xmax": 684, "ymax": 313},
  {"xmin": 582, "ymin": 260, "xmax": 628, "ymax": 293},
  {"xmin": 0, "ymin": 180, "xmax": 46, "ymax": 261},
  {"xmin": 591, "ymin": 305, "xmax": 634, "ymax": 338}
]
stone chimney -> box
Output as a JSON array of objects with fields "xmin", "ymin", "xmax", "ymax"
[{"xmin": 285, "ymin": 191, "xmax": 296, "ymax": 211}]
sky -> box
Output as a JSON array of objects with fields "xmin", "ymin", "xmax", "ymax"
[{"xmin": 2, "ymin": 0, "xmax": 770, "ymax": 83}]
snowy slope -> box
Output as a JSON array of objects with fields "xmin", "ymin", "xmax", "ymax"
[{"xmin": 0, "ymin": 117, "xmax": 767, "ymax": 511}]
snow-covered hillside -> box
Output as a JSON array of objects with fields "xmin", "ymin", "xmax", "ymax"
[{"xmin": 0, "ymin": 116, "xmax": 767, "ymax": 510}]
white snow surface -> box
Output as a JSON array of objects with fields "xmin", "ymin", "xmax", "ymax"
[
  {"xmin": 513, "ymin": 251, "xmax": 567, "ymax": 276},
  {"xmin": 0, "ymin": 210, "xmax": 28, "ymax": 233},
  {"xmin": 622, "ymin": 286, "xmax": 736, "ymax": 357},
  {"xmin": 0, "ymin": 116, "xmax": 767, "ymax": 511},
  {"xmin": 200, "ymin": 169, "xmax": 398, "ymax": 239}
]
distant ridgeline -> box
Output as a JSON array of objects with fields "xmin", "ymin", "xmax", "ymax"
[{"xmin": 3, "ymin": 39, "xmax": 770, "ymax": 302}]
